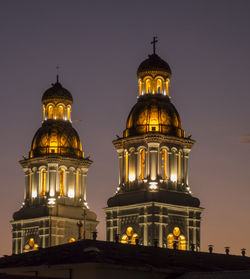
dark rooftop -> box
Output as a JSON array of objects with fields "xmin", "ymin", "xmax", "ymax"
[{"xmin": 0, "ymin": 240, "xmax": 250, "ymax": 275}]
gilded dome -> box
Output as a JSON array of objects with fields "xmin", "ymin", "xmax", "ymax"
[
  {"xmin": 30, "ymin": 120, "xmax": 83, "ymax": 158},
  {"xmin": 42, "ymin": 82, "xmax": 73, "ymax": 103},
  {"xmin": 124, "ymin": 94, "xmax": 184, "ymax": 138},
  {"xmin": 137, "ymin": 54, "xmax": 172, "ymax": 78}
]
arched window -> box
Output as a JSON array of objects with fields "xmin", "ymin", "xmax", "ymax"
[
  {"xmin": 58, "ymin": 105, "xmax": 64, "ymax": 119},
  {"xmin": 48, "ymin": 105, "xmax": 53, "ymax": 119},
  {"xmin": 161, "ymin": 149, "xmax": 167, "ymax": 180},
  {"xmin": 139, "ymin": 149, "xmax": 146, "ymax": 180},
  {"xmin": 157, "ymin": 79, "xmax": 163, "ymax": 93},
  {"xmin": 145, "ymin": 79, "xmax": 151, "ymax": 93},
  {"xmin": 67, "ymin": 106, "xmax": 71, "ymax": 121},
  {"xmin": 41, "ymin": 169, "xmax": 46, "ymax": 196},
  {"xmin": 60, "ymin": 169, "xmax": 65, "ymax": 196},
  {"xmin": 69, "ymin": 238, "xmax": 76, "ymax": 243}
]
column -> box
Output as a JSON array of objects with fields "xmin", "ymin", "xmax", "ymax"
[
  {"xmin": 118, "ymin": 150, "xmax": 124, "ymax": 184},
  {"xmin": 177, "ymin": 151, "xmax": 182, "ymax": 184},
  {"xmin": 48, "ymin": 164, "xmax": 57, "ymax": 197},
  {"xmin": 82, "ymin": 172, "xmax": 87, "ymax": 201},
  {"xmin": 24, "ymin": 169, "xmax": 29, "ymax": 200},
  {"xmin": 183, "ymin": 149, "xmax": 190, "ymax": 185}
]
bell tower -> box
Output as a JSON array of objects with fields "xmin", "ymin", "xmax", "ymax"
[
  {"xmin": 11, "ymin": 78, "xmax": 98, "ymax": 254},
  {"xmin": 105, "ymin": 41, "xmax": 203, "ymax": 250}
]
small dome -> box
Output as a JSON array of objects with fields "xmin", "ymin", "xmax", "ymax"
[
  {"xmin": 137, "ymin": 54, "xmax": 172, "ymax": 78},
  {"xmin": 124, "ymin": 94, "xmax": 184, "ymax": 138},
  {"xmin": 42, "ymin": 82, "xmax": 73, "ymax": 103},
  {"xmin": 30, "ymin": 120, "xmax": 83, "ymax": 158}
]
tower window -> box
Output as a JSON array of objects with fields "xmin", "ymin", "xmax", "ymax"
[
  {"xmin": 67, "ymin": 106, "xmax": 71, "ymax": 121},
  {"xmin": 139, "ymin": 149, "xmax": 146, "ymax": 180},
  {"xmin": 48, "ymin": 105, "xmax": 53, "ymax": 119},
  {"xmin": 41, "ymin": 169, "xmax": 46, "ymax": 196},
  {"xmin": 58, "ymin": 105, "xmax": 64, "ymax": 119},
  {"xmin": 162, "ymin": 149, "xmax": 167, "ymax": 180},
  {"xmin": 156, "ymin": 79, "xmax": 163, "ymax": 94},
  {"xmin": 60, "ymin": 169, "xmax": 65, "ymax": 196}
]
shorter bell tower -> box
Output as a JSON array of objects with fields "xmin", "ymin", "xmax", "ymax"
[
  {"xmin": 105, "ymin": 42, "xmax": 203, "ymax": 251},
  {"xmin": 11, "ymin": 78, "xmax": 98, "ymax": 254}
]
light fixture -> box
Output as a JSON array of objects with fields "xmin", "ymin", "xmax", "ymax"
[
  {"xmin": 170, "ymin": 174, "xmax": 177, "ymax": 182},
  {"xmin": 149, "ymin": 181, "xmax": 158, "ymax": 190},
  {"xmin": 129, "ymin": 174, "xmax": 135, "ymax": 182},
  {"xmin": 68, "ymin": 189, "xmax": 74, "ymax": 198}
]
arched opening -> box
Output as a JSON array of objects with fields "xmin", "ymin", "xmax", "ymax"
[
  {"xmin": 48, "ymin": 105, "xmax": 53, "ymax": 119},
  {"xmin": 157, "ymin": 79, "xmax": 163, "ymax": 94},
  {"xmin": 145, "ymin": 79, "xmax": 151, "ymax": 94},
  {"xmin": 139, "ymin": 149, "xmax": 146, "ymax": 180},
  {"xmin": 41, "ymin": 169, "xmax": 46, "ymax": 196},
  {"xmin": 60, "ymin": 169, "xmax": 65, "ymax": 196},
  {"xmin": 58, "ymin": 105, "xmax": 64, "ymax": 119},
  {"xmin": 67, "ymin": 106, "xmax": 71, "ymax": 121},
  {"xmin": 69, "ymin": 238, "xmax": 76, "ymax": 243},
  {"xmin": 161, "ymin": 149, "xmax": 167, "ymax": 180}
]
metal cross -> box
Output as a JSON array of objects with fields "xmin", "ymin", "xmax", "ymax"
[
  {"xmin": 56, "ymin": 65, "xmax": 59, "ymax": 82},
  {"xmin": 151, "ymin": 36, "xmax": 158, "ymax": 55}
]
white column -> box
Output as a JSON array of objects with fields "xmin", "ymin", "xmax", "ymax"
[
  {"xmin": 48, "ymin": 164, "xmax": 57, "ymax": 196},
  {"xmin": 82, "ymin": 172, "xmax": 87, "ymax": 201},
  {"xmin": 24, "ymin": 169, "xmax": 29, "ymax": 200},
  {"xmin": 118, "ymin": 149, "xmax": 124, "ymax": 184},
  {"xmin": 183, "ymin": 149, "xmax": 190, "ymax": 185}
]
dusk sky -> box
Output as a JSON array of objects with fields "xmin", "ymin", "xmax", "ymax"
[{"xmin": 1, "ymin": 0, "xmax": 250, "ymax": 256}]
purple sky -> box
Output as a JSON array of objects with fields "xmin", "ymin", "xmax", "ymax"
[{"xmin": 1, "ymin": 0, "xmax": 250, "ymax": 256}]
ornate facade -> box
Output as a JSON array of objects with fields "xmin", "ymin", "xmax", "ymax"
[
  {"xmin": 105, "ymin": 45, "xmax": 203, "ymax": 250},
  {"xmin": 11, "ymin": 78, "xmax": 98, "ymax": 254}
]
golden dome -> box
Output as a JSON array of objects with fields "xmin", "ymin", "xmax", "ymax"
[
  {"xmin": 29, "ymin": 120, "xmax": 83, "ymax": 158},
  {"xmin": 124, "ymin": 94, "xmax": 184, "ymax": 138}
]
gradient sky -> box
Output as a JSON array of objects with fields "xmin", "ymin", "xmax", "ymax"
[{"xmin": 1, "ymin": 0, "xmax": 250, "ymax": 256}]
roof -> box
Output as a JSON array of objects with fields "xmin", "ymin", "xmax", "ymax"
[{"xmin": 0, "ymin": 240, "xmax": 250, "ymax": 274}]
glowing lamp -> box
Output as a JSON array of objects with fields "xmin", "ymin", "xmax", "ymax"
[
  {"xmin": 171, "ymin": 174, "xmax": 177, "ymax": 182},
  {"xmin": 68, "ymin": 189, "xmax": 74, "ymax": 198},
  {"xmin": 149, "ymin": 181, "xmax": 158, "ymax": 190},
  {"xmin": 129, "ymin": 174, "xmax": 135, "ymax": 182},
  {"xmin": 50, "ymin": 189, "xmax": 55, "ymax": 197},
  {"xmin": 32, "ymin": 191, "xmax": 37, "ymax": 198}
]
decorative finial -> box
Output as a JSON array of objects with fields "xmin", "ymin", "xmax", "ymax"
[
  {"xmin": 56, "ymin": 65, "xmax": 59, "ymax": 83},
  {"xmin": 151, "ymin": 36, "xmax": 158, "ymax": 55}
]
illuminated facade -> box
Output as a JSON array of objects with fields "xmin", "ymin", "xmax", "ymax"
[
  {"xmin": 105, "ymin": 43, "xmax": 203, "ymax": 250},
  {"xmin": 11, "ymin": 78, "xmax": 98, "ymax": 254}
]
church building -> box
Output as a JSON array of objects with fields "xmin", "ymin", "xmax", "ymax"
[
  {"xmin": 11, "ymin": 78, "xmax": 98, "ymax": 254},
  {"xmin": 105, "ymin": 39, "xmax": 203, "ymax": 250}
]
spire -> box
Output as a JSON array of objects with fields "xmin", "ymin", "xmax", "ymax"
[{"xmin": 151, "ymin": 36, "xmax": 158, "ymax": 55}]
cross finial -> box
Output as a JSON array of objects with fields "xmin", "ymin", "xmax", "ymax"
[
  {"xmin": 151, "ymin": 36, "xmax": 158, "ymax": 55},
  {"xmin": 56, "ymin": 65, "xmax": 60, "ymax": 83}
]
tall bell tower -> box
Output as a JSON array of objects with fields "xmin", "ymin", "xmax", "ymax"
[
  {"xmin": 105, "ymin": 40, "xmax": 203, "ymax": 250},
  {"xmin": 11, "ymin": 78, "xmax": 98, "ymax": 254}
]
